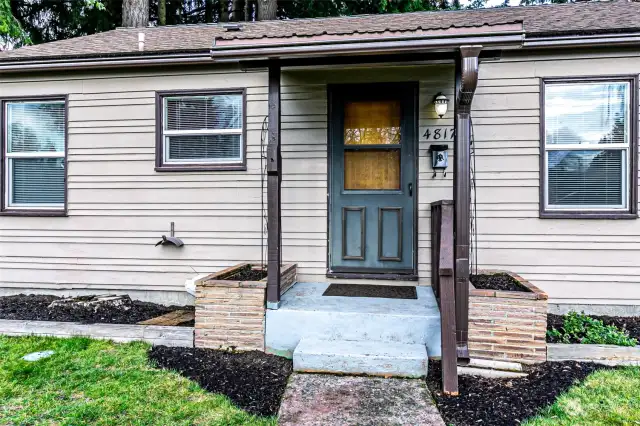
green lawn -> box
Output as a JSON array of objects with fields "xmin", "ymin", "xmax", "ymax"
[
  {"xmin": 0, "ymin": 335, "xmax": 275, "ymax": 426},
  {"xmin": 525, "ymin": 366, "xmax": 640, "ymax": 426}
]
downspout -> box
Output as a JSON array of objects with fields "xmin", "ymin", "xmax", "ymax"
[{"xmin": 454, "ymin": 45, "xmax": 482, "ymax": 361}]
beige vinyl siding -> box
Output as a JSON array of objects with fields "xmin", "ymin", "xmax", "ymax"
[
  {"xmin": 1, "ymin": 49, "xmax": 639, "ymax": 307},
  {"xmin": 280, "ymin": 64, "xmax": 454, "ymax": 284},
  {"xmin": 473, "ymin": 48, "xmax": 640, "ymax": 306},
  {"xmin": 0, "ymin": 63, "xmax": 452, "ymax": 303},
  {"xmin": 0, "ymin": 65, "xmax": 271, "ymax": 304}
]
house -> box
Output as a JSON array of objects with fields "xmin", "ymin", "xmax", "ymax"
[{"xmin": 1, "ymin": 0, "xmax": 640, "ymax": 387}]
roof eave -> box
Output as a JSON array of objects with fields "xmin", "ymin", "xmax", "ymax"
[
  {"xmin": 209, "ymin": 30, "xmax": 526, "ymax": 62},
  {"xmin": 523, "ymin": 31, "xmax": 640, "ymax": 48},
  {"xmin": 0, "ymin": 51, "xmax": 213, "ymax": 73}
]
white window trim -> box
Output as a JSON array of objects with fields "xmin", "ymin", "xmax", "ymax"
[
  {"xmin": 3, "ymin": 99, "xmax": 66, "ymax": 211},
  {"xmin": 161, "ymin": 95, "xmax": 244, "ymax": 166},
  {"xmin": 543, "ymin": 80, "xmax": 632, "ymax": 213}
]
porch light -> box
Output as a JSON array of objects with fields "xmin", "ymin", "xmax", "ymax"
[{"xmin": 433, "ymin": 93, "xmax": 449, "ymax": 118}]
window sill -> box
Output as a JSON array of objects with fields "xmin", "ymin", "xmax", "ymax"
[
  {"xmin": 0, "ymin": 210, "xmax": 67, "ymax": 217},
  {"xmin": 155, "ymin": 164, "xmax": 246, "ymax": 172},
  {"xmin": 540, "ymin": 211, "xmax": 638, "ymax": 220}
]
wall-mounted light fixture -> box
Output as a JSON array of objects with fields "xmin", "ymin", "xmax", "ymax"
[{"xmin": 433, "ymin": 93, "xmax": 449, "ymax": 118}]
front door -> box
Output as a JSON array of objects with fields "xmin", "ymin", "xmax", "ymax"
[{"xmin": 329, "ymin": 83, "xmax": 417, "ymax": 275}]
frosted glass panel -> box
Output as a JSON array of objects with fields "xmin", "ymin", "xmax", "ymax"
[
  {"xmin": 344, "ymin": 150, "xmax": 400, "ymax": 190},
  {"xmin": 344, "ymin": 101, "xmax": 401, "ymax": 145}
]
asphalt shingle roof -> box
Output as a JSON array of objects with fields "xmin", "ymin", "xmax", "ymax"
[{"xmin": 2, "ymin": 0, "xmax": 640, "ymax": 61}]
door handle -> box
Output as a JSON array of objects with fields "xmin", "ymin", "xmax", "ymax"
[{"xmin": 408, "ymin": 183, "xmax": 413, "ymax": 197}]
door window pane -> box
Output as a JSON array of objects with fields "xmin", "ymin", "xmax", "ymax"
[
  {"xmin": 344, "ymin": 101, "xmax": 401, "ymax": 145},
  {"xmin": 344, "ymin": 150, "xmax": 400, "ymax": 190}
]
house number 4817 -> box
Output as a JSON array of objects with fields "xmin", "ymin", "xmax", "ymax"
[{"xmin": 422, "ymin": 127, "xmax": 455, "ymax": 140}]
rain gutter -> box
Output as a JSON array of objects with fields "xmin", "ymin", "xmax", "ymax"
[{"xmin": 523, "ymin": 32, "xmax": 640, "ymax": 49}]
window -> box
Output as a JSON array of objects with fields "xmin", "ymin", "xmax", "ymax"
[
  {"xmin": 2, "ymin": 98, "xmax": 67, "ymax": 215},
  {"xmin": 541, "ymin": 78, "xmax": 637, "ymax": 218},
  {"xmin": 156, "ymin": 90, "xmax": 245, "ymax": 171}
]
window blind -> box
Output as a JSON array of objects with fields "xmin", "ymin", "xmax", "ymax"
[
  {"xmin": 4, "ymin": 100, "xmax": 66, "ymax": 209},
  {"xmin": 547, "ymin": 150, "xmax": 624, "ymax": 207},
  {"xmin": 163, "ymin": 94, "xmax": 243, "ymax": 163},
  {"xmin": 10, "ymin": 158, "xmax": 65, "ymax": 205},
  {"xmin": 8, "ymin": 102, "xmax": 65, "ymax": 153},
  {"xmin": 167, "ymin": 134, "xmax": 241, "ymax": 161},
  {"xmin": 544, "ymin": 82, "xmax": 630, "ymax": 210}
]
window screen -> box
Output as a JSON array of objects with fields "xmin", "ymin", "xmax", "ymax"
[
  {"xmin": 544, "ymin": 81, "xmax": 630, "ymax": 211},
  {"xmin": 162, "ymin": 93, "xmax": 243, "ymax": 165},
  {"xmin": 4, "ymin": 100, "xmax": 66, "ymax": 209}
]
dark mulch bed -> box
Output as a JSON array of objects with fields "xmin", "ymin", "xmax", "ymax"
[
  {"xmin": 426, "ymin": 360, "xmax": 611, "ymax": 426},
  {"xmin": 225, "ymin": 265, "xmax": 268, "ymax": 281},
  {"xmin": 149, "ymin": 346, "xmax": 292, "ymax": 416},
  {"xmin": 547, "ymin": 313, "xmax": 640, "ymax": 343},
  {"xmin": 0, "ymin": 294, "xmax": 194, "ymax": 325},
  {"xmin": 470, "ymin": 273, "xmax": 531, "ymax": 292},
  {"xmin": 322, "ymin": 283, "xmax": 417, "ymax": 299}
]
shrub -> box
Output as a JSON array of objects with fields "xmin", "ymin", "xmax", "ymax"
[{"xmin": 547, "ymin": 311, "xmax": 638, "ymax": 347}]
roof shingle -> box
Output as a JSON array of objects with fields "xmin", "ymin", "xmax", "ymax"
[{"xmin": 2, "ymin": 0, "xmax": 640, "ymax": 61}]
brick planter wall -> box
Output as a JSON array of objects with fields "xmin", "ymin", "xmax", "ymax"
[
  {"xmin": 468, "ymin": 270, "xmax": 548, "ymax": 363},
  {"xmin": 194, "ymin": 263, "xmax": 296, "ymax": 351}
]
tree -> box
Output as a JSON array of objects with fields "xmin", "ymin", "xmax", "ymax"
[
  {"xmin": 257, "ymin": 0, "xmax": 276, "ymax": 20},
  {"xmin": 0, "ymin": 0, "xmax": 30, "ymax": 49},
  {"xmin": 122, "ymin": 0, "xmax": 149, "ymax": 26},
  {"xmin": 158, "ymin": 0, "xmax": 166, "ymax": 25},
  {"xmin": 12, "ymin": 0, "xmax": 111, "ymax": 46}
]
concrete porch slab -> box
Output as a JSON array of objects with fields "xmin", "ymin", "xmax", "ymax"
[
  {"xmin": 266, "ymin": 282, "xmax": 441, "ymax": 358},
  {"xmin": 278, "ymin": 373, "xmax": 445, "ymax": 426}
]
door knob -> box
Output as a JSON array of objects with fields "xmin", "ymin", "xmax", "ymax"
[{"xmin": 408, "ymin": 183, "xmax": 413, "ymax": 197}]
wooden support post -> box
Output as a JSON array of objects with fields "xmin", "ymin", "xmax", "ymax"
[
  {"xmin": 438, "ymin": 201, "xmax": 458, "ymax": 395},
  {"xmin": 453, "ymin": 45, "xmax": 482, "ymax": 359},
  {"xmin": 266, "ymin": 61, "xmax": 282, "ymax": 309}
]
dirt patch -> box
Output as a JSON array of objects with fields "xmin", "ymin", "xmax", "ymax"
[
  {"xmin": 149, "ymin": 346, "xmax": 292, "ymax": 416},
  {"xmin": 224, "ymin": 265, "xmax": 267, "ymax": 281},
  {"xmin": 548, "ymin": 313, "xmax": 640, "ymax": 343},
  {"xmin": 470, "ymin": 273, "xmax": 531, "ymax": 292},
  {"xmin": 0, "ymin": 294, "xmax": 194, "ymax": 325},
  {"xmin": 426, "ymin": 360, "xmax": 611, "ymax": 426}
]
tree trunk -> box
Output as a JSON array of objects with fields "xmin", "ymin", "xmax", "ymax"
[
  {"xmin": 257, "ymin": 0, "xmax": 276, "ymax": 20},
  {"xmin": 232, "ymin": 0, "xmax": 245, "ymax": 21},
  {"xmin": 158, "ymin": 0, "xmax": 166, "ymax": 25},
  {"xmin": 122, "ymin": 0, "xmax": 149, "ymax": 27},
  {"xmin": 244, "ymin": 0, "xmax": 251, "ymax": 22},
  {"xmin": 204, "ymin": 0, "xmax": 213, "ymax": 23},
  {"xmin": 220, "ymin": 0, "xmax": 229, "ymax": 22}
]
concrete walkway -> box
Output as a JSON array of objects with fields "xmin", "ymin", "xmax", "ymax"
[{"xmin": 278, "ymin": 374, "xmax": 445, "ymax": 426}]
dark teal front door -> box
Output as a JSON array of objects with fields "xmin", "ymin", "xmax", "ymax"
[{"xmin": 329, "ymin": 83, "xmax": 417, "ymax": 275}]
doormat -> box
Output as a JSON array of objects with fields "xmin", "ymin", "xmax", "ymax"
[{"xmin": 322, "ymin": 284, "xmax": 417, "ymax": 300}]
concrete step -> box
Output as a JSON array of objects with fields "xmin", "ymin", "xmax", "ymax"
[
  {"xmin": 266, "ymin": 283, "xmax": 441, "ymax": 358},
  {"xmin": 293, "ymin": 338, "xmax": 429, "ymax": 378}
]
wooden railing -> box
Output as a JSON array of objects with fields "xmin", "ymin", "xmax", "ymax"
[{"xmin": 431, "ymin": 200, "xmax": 458, "ymax": 395}]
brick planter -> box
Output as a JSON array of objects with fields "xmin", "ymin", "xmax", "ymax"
[
  {"xmin": 194, "ymin": 263, "xmax": 296, "ymax": 351},
  {"xmin": 468, "ymin": 270, "xmax": 548, "ymax": 364}
]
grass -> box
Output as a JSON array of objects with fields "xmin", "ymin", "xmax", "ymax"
[
  {"xmin": 525, "ymin": 366, "xmax": 640, "ymax": 426},
  {"xmin": 0, "ymin": 335, "xmax": 275, "ymax": 426}
]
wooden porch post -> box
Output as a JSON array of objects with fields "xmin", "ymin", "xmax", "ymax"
[
  {"xmin": 266, "ymin": 60, "xmax": 282, "ymax": 309},
  {"xmin": 453, "ymin": 45, "xmax": 482, "ymax": 358}
]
